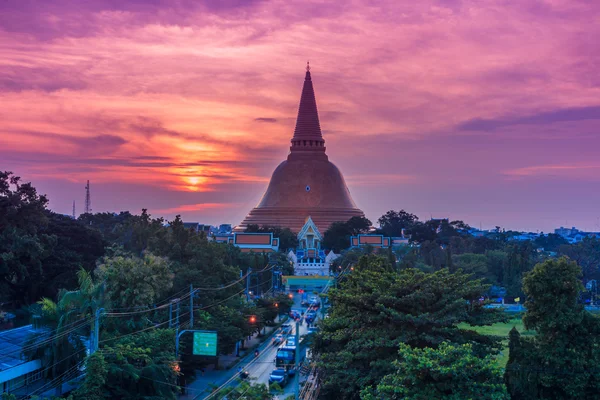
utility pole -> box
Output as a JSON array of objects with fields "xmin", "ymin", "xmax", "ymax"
[
  {"xmin": 91, "ymin": 308, "xmax": 104, "ymax": 354},
  {"xmin": 294, "ymin": 320, "xmax": 301, "ymax": 400},
  {"xmin": 175, "ymin": 301, "xmax": 180, "ymax": 337},
  {"xmin": 72, "ymin": 201, "xmax": 76, "ymax": 219},
  {"xmin": 246, "ymin": 268, "xmax": 252, "ymax": 302},
  {"xmin": 190, "ymin": 284, "xmax": 194, "ymax": 327}
]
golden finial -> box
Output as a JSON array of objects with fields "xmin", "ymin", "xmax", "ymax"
[{"xmin": 306, "ymin": 61, "xmax": 310, "ymax": 72}]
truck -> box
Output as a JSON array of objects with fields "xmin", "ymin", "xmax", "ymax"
[{"xmin": 275, "ymin": 345, "xmax": 298, "ymax": 376}]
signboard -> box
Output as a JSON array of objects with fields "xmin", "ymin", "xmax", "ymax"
[{"xmin": 193, "ymin": 331, "xmax": 218, "ymax": 356}]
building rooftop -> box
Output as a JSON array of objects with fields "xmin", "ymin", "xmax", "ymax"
[{"xmin": 0, "ymin": 324, "xmax": 48, "ymax": 372}]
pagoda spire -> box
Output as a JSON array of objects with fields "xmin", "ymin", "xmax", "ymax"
[{"xmin": 290, "ymin": 63, "xmax": 326, "ymax": 156}]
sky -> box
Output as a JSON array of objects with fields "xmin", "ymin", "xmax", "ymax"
[{"xmin": 1, "ymin": 0, "xmax": 599, "ymax": 233}]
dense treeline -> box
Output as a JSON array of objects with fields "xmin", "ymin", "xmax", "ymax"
[
  {"xmin": 0, "ymin": 172, "xmax": 292, "ymax": 399},
  {"xmin": 4, "ymin": 171, "xmax": 600, "ymax": 399},
  {"xmin": 327, "ymin": 209, "xmax": 600, "ymax": 300},
  {"xmin": 316, "ymin": 254, "xmax": 600, "ymax": 399}
]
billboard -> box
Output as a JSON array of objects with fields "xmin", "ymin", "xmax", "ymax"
[{"xmin": 193, "ymin": 331, "xmax": 218, "ymax": 356}]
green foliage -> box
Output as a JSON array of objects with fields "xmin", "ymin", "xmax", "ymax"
[
  {"xmin": 505, "ymin": 257, "xmax": 600, "ymax": 399},
  {"xmin": 313, "ymin": 255, "xmax": 505, "ymax": 399},
  {"xmin": 503, "ymin": 243, "xmax": 533, "ymax": 297},
  {"xmin": 377, "ymin": 210, "xmax": 418, "ymax": 237},
  {"xmin": 268, "ymin": 251, "xmax": 294, "ymax": 275},
  {"xmin": 361, "ymin": 342, "xmax": 508, "ymax": 400},
  {"xmin": 96, "ymin": 329, "xmax": 179, "ymax": 400},
  {"xmin": 323, "ymin": 216, "xmax": 372, "ymax": 252},
  {"xmin": 534, "ymin": 233, "xmax": 568, "ymax": 252},
  {"xmin": 74, "ymin": 352, "xmax": 108, "ymax": 400},
  {"xmin": 96, "ymin": 252, "xmax": 173, "ymax": 309},
  {"xmin": 452, "ymin": 253, "xmax": 489, "ymax": 281},
  {"xmin": 214, "ymin": 381, "xmax": 273, "ymax": 399},
  {"xmin": 0, "ymin": 171, "xmax": 104, "ymax": 306},
  {"xmin": 558, "ymin": 237, "xmax": 600, "ymax": 281},
  {"xmin": 24, "ymin": 269, "xmax": 101, "ymax": 390}
]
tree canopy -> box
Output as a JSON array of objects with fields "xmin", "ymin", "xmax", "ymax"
[
  {"xmin": 313, "ymin": 255, "xmax": 505, "ymax": 399},
  {"xmin": 505, "ymin": 257, "xmax": 600, "ymax": 399}
]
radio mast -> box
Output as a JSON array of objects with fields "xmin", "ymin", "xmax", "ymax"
[{"xmin": 84, "ymin": 180, "xmax": 92, "ymax": 214}]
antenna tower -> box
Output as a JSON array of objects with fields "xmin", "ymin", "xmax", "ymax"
[
  {"xmin": 84, "ymin": 180, "xmax": 92, "ymax": 214},
  {"xmin": 72, "ymin": 201, "xmax": 76, "ymax": 219}
]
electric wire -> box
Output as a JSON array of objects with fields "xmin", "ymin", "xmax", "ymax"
[
  {"xmin": 4, "ymin": 317, "xmax": 92, "ymax": 359},
  {"xmin": 199, "ymin": 269, "xmax": 340, "ymax": 400},
  {"xmin": 22, "ymin": 361, "xmax": 85, "ymax": 399}
]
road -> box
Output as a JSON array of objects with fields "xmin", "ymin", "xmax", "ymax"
[
  {"xmin": 245, "ymin": 292, "xmax": 318, "ymax": 398},
  {"xmin": 182, "ymin": 291, "xmax": 321, "ymax": 399}
]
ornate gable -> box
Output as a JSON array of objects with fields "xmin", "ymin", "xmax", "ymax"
[{"xmin": 298, "ymin": 216, "xmax": 322, "ymax": 242}]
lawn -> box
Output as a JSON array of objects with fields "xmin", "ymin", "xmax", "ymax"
[{"xmin": 458, "ymin": 317, "xmax": 536, "ymax": 367}]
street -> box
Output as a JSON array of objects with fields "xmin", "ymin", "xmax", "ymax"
[{"xmin": 181, "ymin": 291, "xmax": 320, "ymax": 399}]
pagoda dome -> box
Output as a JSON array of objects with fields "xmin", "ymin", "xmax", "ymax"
[{"xmin": 236, "ymin": 64, "xmax": 365, "ymax": 234}]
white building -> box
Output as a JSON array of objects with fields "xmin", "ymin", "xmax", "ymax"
[{"xmin": 288, "ymin": 216, "xmax": 338, "ymax": 276}]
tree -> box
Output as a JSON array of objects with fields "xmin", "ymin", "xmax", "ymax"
[
  {"xmin": 214, "ymin": 381, "xmax": 273, "ymax": 399},
  {"xmin": 313, "ymin": 256, "xmax": 506, "ymax": 399},
  {"xmin": 24, "ymin": 283, "xmax": 91, "ymax": 396},
  {"xmin": 452, "ymin": 253, "xmax": 489, "ymax": 281},
  {"xmin": 323, "ymin": 216, "xmax": 372, "ymax": 253},
  {"xmin": 0, "ymin": 172, "xmax": 107, "ymax": 306},
  {"xmin": 74, "ymin": 352, "xmax": 108, "ymax": 400},
  {"xmin": 95, "ymin": 252, "xmax": 173, "ymax": 309},
  {"xmin": 505, "ymin": 257, "xmax": 600, "ymax": 399},
  {"xmin": 95, "ymin": 329, "xmax": 179, "ymax": 399},
  {"xmin": 534, "ymin": 233, "xmax": 568, "ymax": 252},
  {"xmin": 37, "ymin": 213, "xmax": 105, "ymax": 301},
  {"xmin": 0, "ymin": 171, "xmax": 49, "ymax": 305},
  {"xmin": 558, "ymin": 237, "xmax": 600, "ymax": 282},
  {"xmin": 485, "ymin": 250, "xmax": 508, "ymax": 286},
  {"xmin": 503, "ymin": 243, "xmax": 533, "ymax": 298},
  {"xmin": 377, "ymin": 210, "xmax": 418, "ymax": 237},
  {"xmin": 361, "ymin": 342, "xmax": 508, "ymax": 400},
  {"xmin": 268, "ymin": 251, "xmax": 294, "ymax": 275}
]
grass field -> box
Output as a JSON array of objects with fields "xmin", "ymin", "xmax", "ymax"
[{"xmin": 458, "ymin": 318, "xmax": 536, "ymax": 367}]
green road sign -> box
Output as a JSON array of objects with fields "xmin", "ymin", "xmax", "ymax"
[{"xmin": 193, "ymin": 331, "xmax": 217, "ymax": 356}]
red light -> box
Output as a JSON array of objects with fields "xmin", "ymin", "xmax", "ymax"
[
  {"xmin": 288, "ymin": 294, "xmax": 293, "ymax": 299},
  {"xmin": 275, "ymin": 303, "xmax": 279, "ymax": 307},
  {"xmin": 249, "ymin": 316, "xmax": 256, "ymax": 323}
]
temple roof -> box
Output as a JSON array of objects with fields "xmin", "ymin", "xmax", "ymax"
[
  {"xmin": 293, "ymin": 64, "xmax": 322, "ymax": 141},
  {"xmin": 289, "ymin": 63, "xmax": 326, "ymax": 156}
]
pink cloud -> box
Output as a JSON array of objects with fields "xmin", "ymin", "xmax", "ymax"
[
  {"xmin": 504, "ymin": 164, "xmax": 600, "ymax": 180},
  {"xmin": 154, "ymin": 202, "xmax": 243, "ymax": 214},
  {"xmin": 1, "ymin": 0, "xmax": 599, "ymax": 231}
]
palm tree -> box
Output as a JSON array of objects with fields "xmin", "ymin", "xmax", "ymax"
[{"xmin": 23, "ymin": 269, "xmax": 103, "ymax": 396}]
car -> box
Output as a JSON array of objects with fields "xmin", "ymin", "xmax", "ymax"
[
  {"xmin": 281, "ymin": 324, "xmax": 292, "ymax": 334},
  {"xmin": 269, "ymin": 368, "xmax": 288, "ymax": 386},
  {"xmin": 273, "ymin": 334, "xmax": 284, "ymax": 345},
  {"xmin": 286, "ymin": 337, "xmax": 297, "ymax": 347},
  {"xmin": 309, "ymin": 296, "xmax": 320, "ymax": 308}
]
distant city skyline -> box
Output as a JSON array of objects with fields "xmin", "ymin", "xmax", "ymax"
[{"xmin": 1, "ymin": 0, "xmax": 599, "ymax": 233}]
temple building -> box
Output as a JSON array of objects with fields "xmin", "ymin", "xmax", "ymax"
[
  {"xmin": 236, "ymin": 64, "xmax": 365, "ymax": 234},
  {"xmin": 287, "ymin": 217, "xmax": 338, "ymax": 276},
  {"xmin": 210, "ymin": 232, "xmax": 280, "ymax": 253}
]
